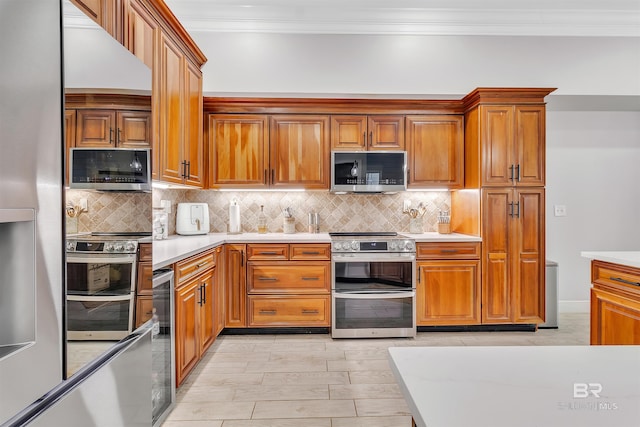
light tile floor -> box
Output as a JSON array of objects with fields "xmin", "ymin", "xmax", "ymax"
[{"xmin": 163, "ymin": 313, "xmax": 589, "ymax": 427}]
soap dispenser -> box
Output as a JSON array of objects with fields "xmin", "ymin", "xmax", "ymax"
[{"xmin": 257, "ymin": 205, "xmax": 268, "ymax": 234}]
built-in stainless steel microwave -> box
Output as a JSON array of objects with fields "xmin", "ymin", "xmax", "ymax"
[
  {"xmin": 69, "ymin": 148, "xmax": 151, "ymax": 191},
  {"xmin": 331, "ymin": 151, "xmax": 407, "ymax": 193}
]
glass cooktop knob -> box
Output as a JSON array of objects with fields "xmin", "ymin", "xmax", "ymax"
[
  {"xmin": 389, "ymin": 241, "xmax": 398, "ymax": 251},
  {"xmin": 115, "ymin": 244, "xmax": 125, "ymax": 252},
  {"xmin": 351, "ymin": 241, "xmax": 359, "ymax": 251},
  {"xmin": 404, "ymin": 241, "xmax": 414, "ymax": 251},
  {"xmin": 124, "ymin": 242, "xmax": 135, "ymax": 252},
  {"xmin": 104, "ymin": 243, "xmax": 114, "ymax": 252},
  {"xmin": 66, "ymin": 241, "xmax": 75, "ymax": 252}
]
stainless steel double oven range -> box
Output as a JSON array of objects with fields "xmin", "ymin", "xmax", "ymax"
[
  {"xmin": 66, "ymin": 232, "xmax": 149, "ymax": 340},
  {"xmin": 330, "ymin": 232, "xmax": 416, "ymax": 338}
]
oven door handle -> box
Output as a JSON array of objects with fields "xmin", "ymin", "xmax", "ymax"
[
  {"xmin": 67, "ymin": 294, "xmax": 133, "ymax": 302},
  {"xmin": 333, "ymin": 291, "xmax": 415, "ymax": 299},
  {"xmin": 66, "ymin": 254, "xmax": 137, "ymax": 264},
  {"xmin": 331, "ymin": 254, "xmax": 415, "ymax": 263}
]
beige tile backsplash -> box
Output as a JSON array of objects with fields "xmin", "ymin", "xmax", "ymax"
[
  {"xmin": 66, "ymin": 189, "xmax": 152, "ymax": 234},
  {"xmin": 153, "ymin": 189, "xmax": 451, "ymax": 235}
]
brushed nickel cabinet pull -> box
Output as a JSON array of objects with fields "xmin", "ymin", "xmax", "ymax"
[
  {"xmin": 509, "ymin": 164, "xmax": 514, "ymax": 182},
  {"xmin": 362, "ymin": 132, "xmax": 366, "ymax": 145},
  {"xmin": 259, "ymin": 251, "xmax": 278, "ymax": 255},
  {"xmin": 440, "ymin": 249, "xmax": 458, "ymax": 254},
  {"xmin": 301, "ymin": 277, "xmax": 319, "ymax": 281},
  {"xmin": 109, "ymin": 128, "xmax": 114, "ymax": 144},
  {"xmin": 259, "ymin": 309, "xmax": 277, "ymax": 315},
  {"xmin": 195, "ymin": 261, "xmax": 208, "ymax": 269},
  {"xmin": 302, "ymin": 309, "xmax": 319, "ymax": 315},
  {"xmin": 516, "ymin": 164, "xmax": 521, "ymax": 182},
  {"xmin": 258, "ymin": 276, "xmax": 278, "ymax": 281},
  {"xmin": 301, "ymin": 251, "xmax": 320, "ymax": 255}
]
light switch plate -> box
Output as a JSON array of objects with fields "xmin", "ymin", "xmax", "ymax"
[{"xmin": 554, "ymin": 205, "xmax": 567, "ymax": 217}]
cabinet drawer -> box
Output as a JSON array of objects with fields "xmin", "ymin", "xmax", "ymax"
[
  {"xmin": 416, "ymin": 242, "xmax": 481, "ymax": 260},
  {"xmin": 138, "ymin": 242, "xmax": 152, "ymax": 261},
  {"xmin": 247, "ymin": 244, "xmax": 289, "ymax": 260},
  {"xmin": 135, "ymin": 295, "xmax": 153, "ymax": 328},
  {"xmin": 592, "ymin": 261, "xmax": 640, "ymax": 297},
  {"xmin": 290, "ymin": 244, "xmax": 331, "ymax": 260},
  {"xmin": 247, "ymin": 262, "xmax": 330, "ymax": 294},
  {"xmin": 175, "ymin": 249, "xmax": 215, "ymax": 286},
  {"xmin": 248, "ymin": 295, "xmax": 330, "ymax": 327}
]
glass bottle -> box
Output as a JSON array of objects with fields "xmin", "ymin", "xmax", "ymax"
[{"xmin": 257, "ymin": 205, "xmax": 268, "ymax": 234}]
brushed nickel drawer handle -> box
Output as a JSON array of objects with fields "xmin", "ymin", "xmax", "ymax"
[
  {"xmin": 259, "ymin": 251, "xmax": 279, "ymax": 255},
  {"xmin": 195, "ymin": 261, "xmax": 208, "ymax": 268},
  {"xmin": 259, "ymin": 309, "xmax": 277, "ymax": 315},
  {"xmin": 611, "ymin": 277, "xmax": 640, "ymax": 287},
  {"xmin": 258, "ymin": 277, "xmax": 278, "ymax": 281},
  {"xmin": 302, "ymin": 309, "xmax": 319, "ymax": 315},
  {"xmin": 440, "ymin": 249, "xmax": 459, "ymax": 254},
  {"xmin": 301, "ymin": 277, "xmax": 319, "ymax": 281},
  {"xmin": 301, "ymin": 251, "xmax": 320, "ymax": 255}
]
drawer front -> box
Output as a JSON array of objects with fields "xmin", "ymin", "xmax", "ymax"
[
  {"xmin": 592, "ymin": 261, "xmax": 640, "ymax": 297},
  {"xmin": 290, "ymin": 244, "xmax": 331, "ymax": 261},
  {"xmin": 138, "ymin": 242, "xmax": 152, "ymax": 261},
  {"xmin": 135, "ymin": 295, "xmax": 153, "ymax": 328},
  {"xmin": 248, "ymin": 295, "xmax": 330, "ymax": 326},
  {"xmin": 247, "ymin": 262, "xmax": 330, "ymax": 293},
  {"xmin": 247, "ymin": 244, "xmax": 289, "ymax": 260},
  {"xmin": 175, "ymin": 250, "xmax": 215, "ymax": 285},
  {"xmin": 416, "ymin": 242, "xmax": 481, "ymax": 260}
]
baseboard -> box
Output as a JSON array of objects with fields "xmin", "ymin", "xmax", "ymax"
[{"xmin": 559, "ymin": 300, "xmax": 589, "ymax": 313}]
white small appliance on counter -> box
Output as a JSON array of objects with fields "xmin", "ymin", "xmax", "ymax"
[{"xmin": 176, "ymin": 203, "xmax": 210, "ymax": 235}]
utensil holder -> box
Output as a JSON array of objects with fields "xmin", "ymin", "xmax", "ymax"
[
  {"xmin": 409, "ymin": 217, "xmax": 423, "ymax": 234},
  {"xmin": 438, "ymin": 223, "xmax": 451, "ymax": 234},
  {"xmin": 283, "ymin": 217, "xmax": 295, "ymax": 234}
]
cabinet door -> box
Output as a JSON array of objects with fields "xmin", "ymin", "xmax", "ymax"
[
  {"xmin": 209, "ymin": 115, "xmax": 269, "ymax": 188},
  {"xmin": 75, "ymin": 110, "xmax": 117, "ymax": 147},
  {"xmin": 124, "ymin": 0, "xmax": 157, "ymax": 69},
  {"xmin": 175, "ymin": 279, "xmax": 199, "ymax": 386},
  {"xmin": 117, "ymin": 110, "xmax": 151, "ymax": 148},
  {"xmin": 65, "ymin": 110, "xmax": 76, "ymax": 185},
  {"xmin": 417, "ymin": 260, "xmax": 481, "ymax": 326},
  {"xmin": 406, "ymin": 115, "xmax": 463, "ymax": 189},
  {"xmin": 481, "ymin": 188, "xmax": 512, "ymax": 323},
  {"xmin": 512, "ymin": 188, "xmax": 545, "ymax": 323},
  {"xmin": 269, "ymin": 115, "xmax": 330, "ymax": 189},
  {"xmin": 183, "ymin": 61, "xmax": 204, "ymax": 187},
  {"xmin": 213, "ymin": 247, "xmax": 225, "ymax": 336},
  {"xmin": 481, "ymin": 105, "xmax": 514, "ymax": 186},
  {"xmin": 225, "ymin": 244, "xmax": 247, "ymax": 327},
  {"xmin": 591, "ymin": 287, "xmax": 640, "ymax": 345},
  {"xmin": 331, "ymin": 115, "xmax": 367, "ymax": 151},
  {"xmin": 135, "ymin": 295, "xmax": 153, "ymax": 328},
  {"xmin": 198, "ymin": 269, "xmax": 216, "ymax": 354},
  {"xmin": 158, "ymin": 33, "xmax": 185, "ymax": 184},
  {"xmin": 136, "ymin": 261, "xmax": 153, "ymax": 295},
  {"xmin": 367, "ymin": 115, "xmax": 404, "ymax": 150},
  {"xmin": 515, "ymin": 106, "xmax": 545, "ymax": 186}
]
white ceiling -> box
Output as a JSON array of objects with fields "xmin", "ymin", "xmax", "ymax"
[{"xmin": 163, "ymin": 0, "xmax": 640, "ymax": 36}]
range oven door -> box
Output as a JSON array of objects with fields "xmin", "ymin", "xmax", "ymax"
[
  {"xmin": 332, "ymin": 253, "xmax": 416, "ymax": 338},
  {"xmin": 67, "ymin": 294, "xmax": 134, "ymax": 340}
]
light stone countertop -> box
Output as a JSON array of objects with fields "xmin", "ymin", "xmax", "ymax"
[
  {"xmin": 581, "ymin": 251, "xmax": 640, "ymax": 269},
  {"xmin": 152, "ymin": 231, "xmax": 481, "ymax": 270},
  {"xmin": 388, "ymin": 346, "xmax": 640, "ymax": 427}
]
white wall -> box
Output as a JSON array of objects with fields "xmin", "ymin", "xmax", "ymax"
[
  {"xmin": 193, "ymin": 33, "xmax": 640, "ymax": 97},
  {"xmin": 189, "ymin": 31, "xmax": 640, "ymax": 311},
  {"xmin": 546, "ymin": 111, "xmax": 640, "ymax": 311}
]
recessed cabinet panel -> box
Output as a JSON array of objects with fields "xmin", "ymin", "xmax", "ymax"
[{"xmin": 75, "ymin": 110, "xmax": 117, "ymax": 147}]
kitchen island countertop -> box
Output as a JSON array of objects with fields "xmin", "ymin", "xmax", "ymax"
[
  {"xmin": 581, "ymin": 251, "xmax": 640, "ymax": 269},
  {"xmin": 153, "ymin": 231, "xmax": 481, "ymax": 270}
]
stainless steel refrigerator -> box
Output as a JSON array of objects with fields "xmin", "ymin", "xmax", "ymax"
[{"xmin": 0, "ymin": 1, "xmax": 151, "ymax": 425}]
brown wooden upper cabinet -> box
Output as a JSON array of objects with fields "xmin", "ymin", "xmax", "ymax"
[
  {"xmin": 70, "ymin": 0, "xmax": 123, "ymax": 42},
  {"xmin": 406, "ymin": 115, "xmax": 464, "ymax": 189},
  {"xmin": 331, "ymin": 115, "xmax": 404, "ymax": 151},
  {"xmin": 74, "ymin": 109, "xmax": 151, "ymax": 148},
  {"xmin": 156, "ymin": 32, "xmax": 204, "ymax": 187},
  {"xmin": 209, "ymin": 114, "xmax": 329, "ymax": 189},
  {"xmin": 209, "ymin": 115, "xmax": 269, "ymax": 188},
  {"xmin": 474, "ymin": 105, "xmax": 546, "ymax": 187},
  {"xmin": 123, "ymin": 0, "xmax": 158, "ymax": 70}
]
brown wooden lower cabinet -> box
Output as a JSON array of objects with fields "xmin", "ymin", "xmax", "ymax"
[
  {"xmin": 225, "ymin": 244, "xmax": 247, "ymax": 327},
  {"xmin": 590, "ymin": 260, "xmax": 640, "ymax": 345},
  {"xmin": 174, "ymin": 248, "xmax": 220, "ymax": 386},
  {"xmin": 248, "ymin": 295, "xmax": 330, "ymax": 327},
  {"xmin": 135, "ymin": 242, "xmax": 153, "ymax": 328},
  {"xmin": 416, "ymin": 242, "xmax": 481, "ymax": 326}
]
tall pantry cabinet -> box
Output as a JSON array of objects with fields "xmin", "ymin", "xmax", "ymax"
[{"xmin": 457, "ymin": 88, "xmax": 555, "ymax": 325}]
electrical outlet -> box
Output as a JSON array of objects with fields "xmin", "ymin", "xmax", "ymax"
[{"xmin": 554, "ymin": 205, "xmax": 567, "ymax": 217}]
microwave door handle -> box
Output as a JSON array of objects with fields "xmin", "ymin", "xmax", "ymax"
[{"xmin": 333, "ymin": 291, "xmax": 415, "ymax": 299}]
